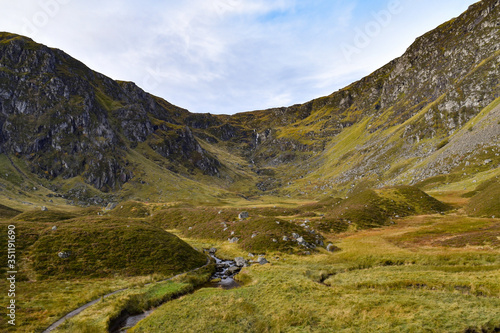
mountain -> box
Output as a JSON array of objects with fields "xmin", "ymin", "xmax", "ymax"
[{"xmin": 0, "ymin": 0, "xmax": 499, "ymax": 207}]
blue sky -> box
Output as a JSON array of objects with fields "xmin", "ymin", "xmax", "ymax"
[{"xmin": 1, "ymin": 0, "xmax": 477, "ymax": 114}]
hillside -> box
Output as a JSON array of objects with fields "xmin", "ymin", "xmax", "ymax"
[
  {"xmin": 0, "ymin": 0, "xmax": 499, "ymax": 208},
  {"xmin": 1, "ymin": 2, "xmax": 500, "ymax": 332}
]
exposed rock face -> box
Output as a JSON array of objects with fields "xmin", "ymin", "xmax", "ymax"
[
  {"xmin": 0, "ymin": 33, "xmax": 221, "ymax": 192},
  {"xmin": 1, "ymin": 0, "xmax": 500, "ymax": 200},
  {"xmin": 210, "ymin": 0, "xmax": 500, "ymax": 194}
]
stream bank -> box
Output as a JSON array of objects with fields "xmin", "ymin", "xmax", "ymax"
[{"xmin": 112, "ymin": 253, "xmax": 241, "ymax": 332}]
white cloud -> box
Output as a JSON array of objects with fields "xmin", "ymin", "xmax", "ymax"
[{"xmin": 0, "ymin": 0, "xmax": 478, "ymax": 114}]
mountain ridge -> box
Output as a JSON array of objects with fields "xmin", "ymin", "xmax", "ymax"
[{"xmin": 0, "ymin": 0, "xmax": 499, "ymax": 206}]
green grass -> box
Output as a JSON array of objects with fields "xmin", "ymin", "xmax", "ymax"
[
  {"xmin": 0, "ymin": 275, "xmax": 151, "ymax": 332},
  {"xmin": 55, "ymin": 265, "xmax": 215, "ymax": 333},
  {"xmin": 0, "ymin": 203, "xmax": 21, "ymax": 218},
  {"xmin": 388, "ymin": 215, "xmax": 500, "ymax": 249},
  {"xmin": 27, "ymin": 217, "xmax": 207, "ymax": 279},
  {"xmin": 0, "ymin": 182, "xmax": 498, "ymax": 333},
  {"xmin": 313, "ymin": 186, "xmax": 450, "ymax": 232},
  {"xmin": 151, "ymin": 207, "xmax": 320, "ymax": 253},
  {"xmin": 126, "ymin": 202, "xmax": 500, "ymax": 333},
  {"xmin": 14, "ymin": 209, "xmax": 77, "ymax": 223},
  {"xmin": 466, "ymin": 178, "xmax": 500, "ymax": 218},
  {"xmin": 106, "ymin": 201, "xmax": 151, "ymax": 218}
]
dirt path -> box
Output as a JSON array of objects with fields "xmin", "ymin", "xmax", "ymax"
[{"xmin": 42, "ymin": 257, "xmax": 211, "ymax": 333}]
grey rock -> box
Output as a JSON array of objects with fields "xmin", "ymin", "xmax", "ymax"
[
  {"xmin": 228, "ymin": 266, "xmax": 241, "ymax": 274},
  {"xmin": 228, "ymin": 237, "xmax": 240, "ymax": 243},
  {"xmin": 282, "ymin": 236, "xmax": 289, "ymax": 241},
  {"xmin": 51, "ymin": 226, "xmax": 57, "ymax": 231},
  {"xmin": 238, "ymin": 211, "xmax": 249, "ymax": 220},
  {"xmin": 234, "ymin": 257, "xmax": 249, "ymax": 267},
  {"xmin": 208, "ymin": 247, "xmax": 217, "ymax": 254},
  {"xmin": 58, "ymin": 251, "xmax": 70, "ymax": 259},
  {"xmin": 326, "ymin": 244, "xmax": 340, "ymax": 252},
  {"xmin": 104, "ymin": 202, "xmax": 117, "ymax": 211},
  {"xmin": 257, "ymin": 257, "xmax": 269, "ymax": 265}
]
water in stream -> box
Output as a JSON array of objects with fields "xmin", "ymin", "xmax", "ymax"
[
  {"xmin": 114, "ymin": 254, "xmax": 240, "ymax": 333},
  {"xmin": 207, "ymin": 255, "xmax": 241, "ymax": 290}
]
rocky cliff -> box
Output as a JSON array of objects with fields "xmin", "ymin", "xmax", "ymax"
[
  {"xmin": 0, "ymin": 33, "xmax": 221, "ymax": 193},
  {"xmin": 0, "ymin": 0, "xmax": 499, "ymax": 204}
]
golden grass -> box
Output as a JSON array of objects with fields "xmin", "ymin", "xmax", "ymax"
[{"xmin": 131, "ymin": 212, "xmax": 500, "ymax": 333}]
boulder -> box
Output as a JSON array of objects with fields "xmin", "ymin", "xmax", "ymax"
[
  {"xmin": 234, "ymin": 257, "xmax": 249, "ymax": 267},
  {"xmin": 208, "ymin": 247, "xmax": 217, "ymax": 254},
  {"xmin": 228, "ymin": 266, "xmax": 241, "ymax": 274},
  {"xmin": 57, "ymin": 251, "xmax": 71, "ymax": 259},
  {"xmin": 326, "ymin": 244, "xmax": 340, "ymax": 252},
  {"xmin": 228, "ymin": 237, "xmax": 240, "ymax": 243},
  {"xmin": 104, "ymin": 202, "xmax": 117, "ymax": 211},
  {"xmin": 257, "ymin": 257, "xmax": 269, "ymax": 265},
  {"xmin": 51, "ymin": 226, "xmax": 57, "ymax": 231},
  {"xmin": 41, "ymin": 206, "xmax": 48, "ymax": 211},
  {"xmin": 238, "ymin": 211, "xmax": 249, "ymax": 220}
]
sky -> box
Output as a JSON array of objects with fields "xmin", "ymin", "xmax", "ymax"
[{"xmin": 1, "ymin": 0, "xmax": 477, "ymax": 114}]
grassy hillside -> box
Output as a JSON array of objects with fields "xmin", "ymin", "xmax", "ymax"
[
  {"xmin": 28, "ymin": 218, "xmax": 207, "ymax": 279},
  {"xmin": 0, "ymin": 203, "xmax": 21, "ymax": 218},
  {"xmin": 466, "ymin": 178, "xmax": 500, "ymax": 218}
]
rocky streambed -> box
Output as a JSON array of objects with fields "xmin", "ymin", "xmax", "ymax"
[
  {"xmin": 114, "ymin": 250, "xmax": 263, "ymax": 332},
  {"xmin": 207, "ymin": 255, "xmax": 241, "ymax": 290}
]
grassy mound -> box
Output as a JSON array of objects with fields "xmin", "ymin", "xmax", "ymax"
[
  {"xmin": 29, "ymin": 218, "xmax": 207, "ymax": 279},
  {"xmin": 466, "ymin": 179, "xmax": 500, "ymax": 218},
  {"xmin": 151, "ymin": 208, "xmax": 319, "ymax": 253},
  {"xmin": 107, "ymin": 201, "xmax": 151, "ymax": 218},
  {"xmin": 0, "ymin": 203, "xmax": 21, "ymax": 218},
  {"xmin": 316, "ymin": 186, "xmax": 449, "ymax": 231},
  {"xmin": 14, "ymin": 209, "xmax": 77, "ymax": 223}
]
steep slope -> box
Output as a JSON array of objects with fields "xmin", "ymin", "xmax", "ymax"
[
  {"xmin": 198, "ymin": 0, "xmax": 500, "ymax": 197},
  {"xmin": 0, "ymin": 32, "xmax": 227, "ymax": 199},
  {"xmin": 1, "ymin": 0, "xmax": 499, "ymax": 205}
]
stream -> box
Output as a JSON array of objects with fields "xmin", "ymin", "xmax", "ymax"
[{"xmin": 113, "ymin": 254, "xmax": 240, "ymax": 333}]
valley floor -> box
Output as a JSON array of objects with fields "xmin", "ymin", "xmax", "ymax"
[
  {"xmin": 1, "ymin": 192, "xmax": 499, "ymax": 333},
  {"xmin": 129, "ymin": 213, "xmax": 500, "ymax": 333}
]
